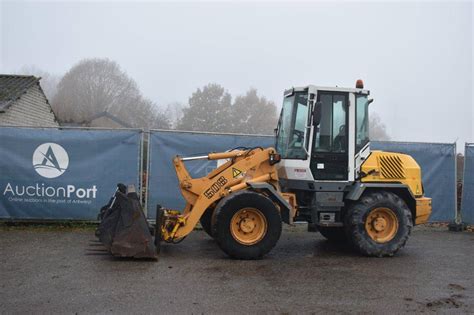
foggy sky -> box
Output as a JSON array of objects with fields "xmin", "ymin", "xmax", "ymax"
[{"xmin": 1, "ymin": 1, "xmax": 473, "ymax": 145}]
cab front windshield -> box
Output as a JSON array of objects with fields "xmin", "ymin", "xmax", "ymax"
[{"xmin": 275, "ymin": 91, "xmax": 309, "ymax": 159}]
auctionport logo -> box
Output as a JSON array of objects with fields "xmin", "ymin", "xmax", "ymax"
[
  {"xmin": 32, "ymin": 143, "xmax": 69, "ymax": 179},
  {"xmin": 3, "ymin": 142, "xmax": 97, "ymax": 203}
]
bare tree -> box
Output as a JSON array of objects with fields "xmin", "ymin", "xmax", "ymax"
[
  {"xmin": 370, "ymin": 113, "xmax": 391, "ymax": 140},
  {"xmin": 164, "ymin": 102, "xmax": 185, "ymax": 129},
  {"xmin": 152, "ymin": 110, "xmax": 172, "ymax": 130},
  {"xmin": 231, "ymin": 88, "xmax": 277, "ymax": 135},
  {"xmin": 52, "ymin": 58, "xmax": 169, "ymax": 129}
]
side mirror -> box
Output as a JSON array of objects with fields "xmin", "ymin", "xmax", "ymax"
[{"xmin": 313, "ymin": 101, "xmax": 322, "ymax": 126}]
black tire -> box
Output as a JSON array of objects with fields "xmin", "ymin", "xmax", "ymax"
[
  {"xmin": 345, "ymin": 190, "xmax": 413, "ymax": 257},
  {"xmin": 200, "ymin": 207, "xmax": 214, "ymax": 238},
  {"xmin": 318, "ymin": 226, "xmax": 347, "ymax": 242},
  {"xmin": 212, "ymin": 190, "xmax": 282, "ymax": 260}
]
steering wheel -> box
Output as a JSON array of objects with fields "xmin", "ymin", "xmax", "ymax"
[
  {"xmin": 293, "ymin": 129, "xmax": 304, "ymax": 140},
  {"xmin": 339, "ymin": 125, "xmax": 346, "ymax": 134},
  {"xmin": 288, "ymin": 130, "xmax": 304, "ymax": 149}
]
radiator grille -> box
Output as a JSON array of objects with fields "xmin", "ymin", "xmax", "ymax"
[{"xmin": 378, "ymin": 155, "xmax": 405, "ymax": 179}]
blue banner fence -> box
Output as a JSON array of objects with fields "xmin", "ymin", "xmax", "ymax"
[
  {"xmin": 0, "ymin": 127, "xmax": 465, "ymax": 224},
  {"xmin": 147, "ymin": 130, "xmax": 457, "ymax": 223},
  {"xmin": 146, "ymin": 130, "xmax": 273, "ymax": 218},
  {"xmin": 0, "ymin": 127, "xmax": 142, "ymax": 220},
  {"xmin": 461, "ymin": 144, "xmax": 474, "ymax": 224},
  {"xmin": 371, "ymin": 141, "xmax": 457, "ymax": 222}
]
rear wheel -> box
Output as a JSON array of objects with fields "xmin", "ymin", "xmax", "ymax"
[
  {"xmin": 212, "ymin": 191, "xmax": 282, "ymax": 260},
  {"xmin": 345, "ymin": 191, "xmax": 412, "ymax": 257},
  {"xmin": 318, "ymin": 226, "xmax": 347, "ymax": 242}
]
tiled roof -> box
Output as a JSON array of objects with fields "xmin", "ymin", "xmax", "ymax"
[{"xmin": 0, "ymin": 75, "xmax": 40, "ymax": 111}]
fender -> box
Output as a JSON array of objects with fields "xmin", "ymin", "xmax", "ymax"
[
  {"xmin": 345, "ymin": 182, "xmax": 415, "ymax": 201},
  {"xmin": 345, "ymin": 182, "xmax": 419, "ymax": 224},
  {"xmin": 247, "ymin": 182, "xmax": 293, "ymax": 224}
]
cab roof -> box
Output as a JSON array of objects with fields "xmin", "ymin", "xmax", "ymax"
[{"xmin": 285, "ymin": 85, "xmax": 370, "ymax": 96}]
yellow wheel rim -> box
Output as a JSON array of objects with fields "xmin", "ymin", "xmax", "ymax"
[
  {"xmin": 365, "ymin": 207, "xmax": 399, "ymax": 243},
  {"xmin": 230, "ymin": 207, "xmax": 267, "ymax": 245}
]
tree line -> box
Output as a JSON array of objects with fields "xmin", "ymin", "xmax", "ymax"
[{"xmin": 17, "ymin": 58, "xmax": 389, "ymax": 139}]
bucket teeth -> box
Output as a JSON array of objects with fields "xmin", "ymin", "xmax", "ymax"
[{"xmin": 95, "ymin": 183, "xmax": 157, "ymax": 260}]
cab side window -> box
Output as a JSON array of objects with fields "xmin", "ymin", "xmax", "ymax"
[{"xmin": 355, "ymin": 95, "xmax": 370, "ymax": 152}]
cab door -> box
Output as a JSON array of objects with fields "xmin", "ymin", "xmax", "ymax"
[{"xmin": 310, "ymin": 92, "xmax": 349, "ymax": 180}]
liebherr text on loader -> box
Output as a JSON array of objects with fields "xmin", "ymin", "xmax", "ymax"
[{"xmin": 96, "ymin": 80, "xmax": 432, "ymax": 260}]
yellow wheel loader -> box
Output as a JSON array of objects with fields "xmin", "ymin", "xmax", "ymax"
[{"xmin": 96, "ymin": 80, "xmax": 431, "ymax": 260}]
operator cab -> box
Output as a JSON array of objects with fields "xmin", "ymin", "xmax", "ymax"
[{"xmin": 275, "ymin": 81, "xmax": 371, "ymax": 183}]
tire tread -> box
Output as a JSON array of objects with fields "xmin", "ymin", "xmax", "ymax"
[
  {"xmin": 345, "ymin": 190, "xmax": 413, "ymax": 257},
  {"xmin": 212, "ymin": 190, "xmax": 282, "ymax": 260}
]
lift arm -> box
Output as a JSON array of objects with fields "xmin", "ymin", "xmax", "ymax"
[{"xmin": 160, "ymin": 148, "xmax": 294, "ymax": 240}]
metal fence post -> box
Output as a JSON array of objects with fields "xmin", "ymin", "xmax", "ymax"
[
  {"xmin": 449, "ymin": 141, "xmax": 465, "ymax": 231},
  {"xmin": 145, "ymin": 131, "xmax": 151, "ymax": 220},
  {"xmin": 139, "ymin": 130, "xmax": 145, "ymax": 215},
  {"xmin": 454, "ymin": 142, "xmax": 460, "ymax": 224}
]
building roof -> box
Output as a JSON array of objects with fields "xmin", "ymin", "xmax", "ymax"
[
  {"xmin": 0, "ymin": 75, "xmax": 41, "ymax": 112},
  {"xmin": 88, "ymin": 111, "xmax": 132, "ymax": 128}
]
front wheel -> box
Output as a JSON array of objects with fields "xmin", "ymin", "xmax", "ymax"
[
  {"xmin": 345, "ymin": 191, "xmax": 413, "ymax": 257},
  {"xmin": 199, "ymin": 207, "xmax": 214, "ymax": 238},
  {"xmin": 212, "ymin": 191, "xmax": 282, "ymax": 260}
]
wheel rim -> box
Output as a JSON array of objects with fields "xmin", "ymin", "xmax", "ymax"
[
  {"xmin": 365, "ymin": 207, "xmax": 399, "ymax": 243},
  {"xmin": 230, "ymin": 207, "xmax": 267, "ymax": 245}
]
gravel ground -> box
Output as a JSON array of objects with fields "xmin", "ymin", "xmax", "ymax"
[{"xmin": 0, "ymin": 225, "xmax": 473, "ymax": 314}]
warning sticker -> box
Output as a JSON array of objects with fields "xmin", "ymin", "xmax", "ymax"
[{"xmin": 232, "ymin": 167, "xmax": 242, "ymax": 178}]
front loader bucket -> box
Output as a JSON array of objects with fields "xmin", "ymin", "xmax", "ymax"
[{"xmin": 96, "ymin": 184, "xmax": 157, "ymax": 260}]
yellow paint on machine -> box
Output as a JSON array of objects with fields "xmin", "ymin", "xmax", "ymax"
[
  {"xmin": 164, "ymin": 147, "xmax": 296, "ymax": 240},
  {"xmin": 415, "ymin": 197, "xmax": 432, "ymax": 224},
  {"xmin": 360, "ymin": 150, "xmax": 432, "ymax": 224},
  {"xmin": 361, "ymin": 151, "xmax": 423, "ymax": 196}
]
